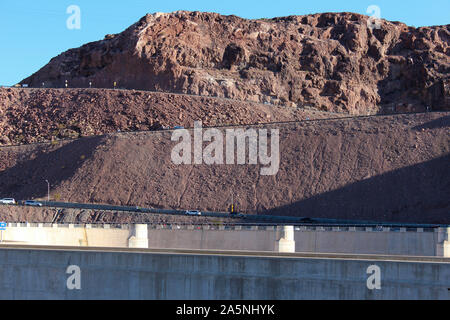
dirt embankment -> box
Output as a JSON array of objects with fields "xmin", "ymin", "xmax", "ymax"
[
  {"xmin": 0, "ymin": 206, "xmax": 240, "ymax": 225},
  {"xmin": 0, "ymin": 88, "xmax": 343, "ymax": 146},
  {"xmin": 0, "ymin": 112, "xmax": 448, "ymax": 224}
]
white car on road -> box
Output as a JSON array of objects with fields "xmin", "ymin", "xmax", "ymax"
[
  {"xmin": 0, "ymin": 198, "xmax": 16, "ymax": 205},
  {"xmin": 24, "ymin": 200, "xmax": 43, "ymax": 207},
  {"xmin": 185, "ymin": 210, "xmax": 202, "ymax": 216}
]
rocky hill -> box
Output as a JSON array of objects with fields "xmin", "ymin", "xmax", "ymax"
[{"xmin": 20, "ymin": 11, "xmax": 450, "ymax": 114}]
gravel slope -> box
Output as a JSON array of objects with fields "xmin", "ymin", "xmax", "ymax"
[{"xmin": 0, "ymin": 112, "xmax": 448, "ymax": 224}]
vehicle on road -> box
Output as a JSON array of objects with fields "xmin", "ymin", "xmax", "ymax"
[
  {"xmin": 24, "ymin": 200, "xmax": 43, "ymax": 207},
  {"xmin": 185, "ymin": 210, "xmax": 202, "ymax": 216},
  {"xmin": 0, "ymin": 198, "xmax": 16, "ymax": 205},
  {"xmin": 173, "ymin": 126, "xmax": 185, "ymax": 130}
]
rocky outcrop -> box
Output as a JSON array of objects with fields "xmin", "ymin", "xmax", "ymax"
[{"xmin": 20, "ymin": 11, "xmax": 450, "ymax": 114}]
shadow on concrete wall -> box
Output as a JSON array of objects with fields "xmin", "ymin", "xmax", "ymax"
[{"xmin": 264, "ymin": 154, "xmax": 450, "ymax": 224}]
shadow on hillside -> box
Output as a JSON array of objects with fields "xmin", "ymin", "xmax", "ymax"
[
  {"xmin": 413, "ymin": 115, "xmax": 450, "ymax": 131},
  {"xmin": 0, "ymin": 136, "xmax": 106, "ymax": 200},
  {"xmin": 263, "ymin": 154, "xmax": 450, "ymax": 224}
]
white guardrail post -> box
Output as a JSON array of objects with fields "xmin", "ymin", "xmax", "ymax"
[
  {"xmin": 436, "ymin": 227, "xmax": 450, "ymax": 257},
  {"xmin": 128, "ymin": 224, "xmax": 149, "ymax": 248},
  {"xmin": 275, "ymin": 226, "xmax": 295, "ymax": 253}
]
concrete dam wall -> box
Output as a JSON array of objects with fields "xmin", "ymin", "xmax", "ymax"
[{"xmin": 0, "ymin": 246, "xmax": 448, "ymax": 300}]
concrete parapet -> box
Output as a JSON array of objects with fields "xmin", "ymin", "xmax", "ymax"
[{"xmin": 0, "ymin": 223, "xmax": 445, "ymax": 256}]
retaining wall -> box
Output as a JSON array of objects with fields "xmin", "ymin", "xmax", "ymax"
[{"xmin": 0, "ymin": 247, "xmax": 448, "ymax": 300}]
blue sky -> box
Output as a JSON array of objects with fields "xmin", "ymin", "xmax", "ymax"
[{"xmin": 0, "ymin": 0, "xmax": 448, "ymax": 86}]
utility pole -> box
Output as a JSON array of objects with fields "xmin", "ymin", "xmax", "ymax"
[
  {"xmin": 231, "ymin": 193, "xmax": 234, "ymax": 213},
  {"xmin": 45, "ymin": 180, "xmax": 50, "ymax": 202}
]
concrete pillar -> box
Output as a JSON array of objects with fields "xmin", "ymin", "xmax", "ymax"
[
  {"xmin": 128, "ymin": 224, "xmax": 149, "ymax": 248},
  {"xmin": 275, "ymin": 226, "xmax": 295, "ymax": 253},
  {"xmin": 436, "ymin": 227, "xmax": 450, "ymax": 257}
]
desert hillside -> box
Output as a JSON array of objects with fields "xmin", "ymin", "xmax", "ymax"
[
  {"xmin": 0, "ymin": 11, "xmax": 448, "ymax": 224},
  {"xmin": 0, "ymin": 87, "xmax": 344, "ymax": 146},
  {"xmin": 0, "ymin": 112, "xmax": 448, "ymax": 224},
  {"xmin": 1, "ymin": 11, "xmax": 448, "ymax": 146},
  {"xmin": 19, "ymin": 11, "xmax": 450, "ymax": 115}
]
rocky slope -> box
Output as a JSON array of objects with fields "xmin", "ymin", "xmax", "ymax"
[
  {"xmin": 0, "ymin": 206, "xmax": 240, "ymax": 225},
  {"xmin": 0, "ymin": 87, "xmax": 343, "ymax": 145},
  {"xmin": 20, "ymin": 11, "xmax": 450, "ymax": 114},
  {"xmin": 1, "ymin": 112, "xmax": 448, "ymax": 224}
]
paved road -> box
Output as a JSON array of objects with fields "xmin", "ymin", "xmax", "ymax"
[{"xmin": 7, "ymin": 201, "xmax": 446, "ymax": 228}]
